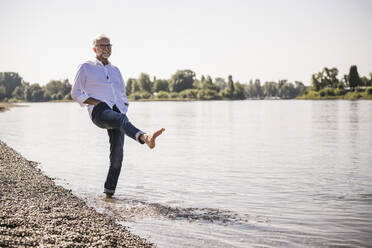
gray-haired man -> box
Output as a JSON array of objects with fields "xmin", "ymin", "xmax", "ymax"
[{"xmin": 71, "ymin": 35, "xmax": 165, "ymax": 198}]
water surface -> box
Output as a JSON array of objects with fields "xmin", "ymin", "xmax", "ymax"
[{"xmin": 0, "ymin": 100, "xmax": 371, "ymax": 247}]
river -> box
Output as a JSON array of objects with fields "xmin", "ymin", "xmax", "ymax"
[{"xmin": 0, "ymin": 100, "xmax": 371, "ymax": 247}]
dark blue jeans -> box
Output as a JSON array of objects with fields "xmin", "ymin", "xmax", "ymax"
[{"xmin": 91, "ymin": 102, "xmax": 144, "ymax": 195}]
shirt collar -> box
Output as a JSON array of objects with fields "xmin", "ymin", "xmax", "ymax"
[{"xmin": 95, "ymin": 58, "xmax": 111, "ymax": 66}]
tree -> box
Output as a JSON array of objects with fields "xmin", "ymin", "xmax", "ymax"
[
  {"xmin": 43, "ymin": 91, "xmax": 51, "ymax": 101},
  {"xmin": 322, "ymin": 67, "xmax": 339, "ymax": 89},
  {"xmin": 26, "ymin": 84, "xmax": 45, "ymax": 102},
  {"xmin": 0, "ymin": 72, "xmax": 23, "ymax": 98},
  {"xmin": 360, "ymin": 76, "xmax": 369, "ymax": 87},
  {"xmin": 64, "ymin": 93, "xmax": 72, "ymax": 100},
  {"xmin": 262, "ymin": 81, "xmax": 278, "ymax": 97},
  {"xmin": 11, "ymin": 86, "xmax": 24, "ymax": 100},
  {"xmin": 279, "ymin": 82, "xmax": 297, "ymax": 99},
  {"xmin": 138, "ymin": 73, "xmax": 152, "ymax": 93},
  {"xmin": 169, "ymin": 70, "xmax": 195, "ymax": 92},
  {"xmin": 44, "ymin": 79, "xmax": 71, "ymax": 98},
  {"xmin": 133, "ymin": 80, "xmax": 141, "ymax": 93},
  {"xmin": 153, "ymin": 79, "xmax": 169, "ymax": 92},
  {"xmin": 61, "ymin": 79, "xmax": 72, "ymax": 96},
  {"xmin": 214, "ymin": 77, "xmax": 226, "ymax": 91},
  {"xmin": 126, "ymin": 78, "xmax": 136, "ymax": 95},
  {"xmin": 339, "ymin": 75, "xmax": 348, "ymax": 89},
  {"xmin": 201, "ymin": 75, "xmax": 216, "ymax": 91},
  {"xmin": 233, "ymin": 82, "xmax": 246, "ymax": 100},
  {"xmin": 0, "ymin": 85, "xmax": 5, "ymax": 101},
  {"xmin": 222, "ymin": 75, "xmax": 235, "ymax": 99},
  {"xmin": 244, "ymin": 79, "xmax": 263, "ymax": 99},
  {"xmin": 294, "ymin": 81, "xmax": 306, "ymax": 96},
  {"xmin": 227, "ymin": 75, "xmax": 234, "ymax": 95},
  {"xmin": 348, "ymin": 65, "xmax": 360, "ymax": 91}
]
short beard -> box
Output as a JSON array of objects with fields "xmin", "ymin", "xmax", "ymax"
[{"xmin": 102, "ymin": 53, "xmax": 110, "ymax": 59}]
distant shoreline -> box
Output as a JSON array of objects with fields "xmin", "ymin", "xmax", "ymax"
[
  {"xmin": 0, "ymin": 102, "xmax": 28, "ymax": 113},
  {"xmin": 296, "ymin": 91, "xmax": 372, "ymax": 100},
  {"xmin": 1, "ymin": 95, "xmax": 372, "ymax": 112}
]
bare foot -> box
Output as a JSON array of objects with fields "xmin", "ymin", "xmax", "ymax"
[
  {"xmin": 142, "ymin": 128, "xmax": 165, "ymax": 149},
  {"xmin": 103, "ymin": 195, "xmax": 114, "ymax": 202}
]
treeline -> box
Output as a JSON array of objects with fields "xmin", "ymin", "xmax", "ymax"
[
  {"xmin": 0, "ymin": 70, "xmax": 307, "ymax": 103},
  {"xmin": 303, "ymin": 65, "xmax": 372, "ymax": 98},
  {"xmin": 0, "ymin": 72, "xmax": 72, "ymax": 102},
  {"xmin": 1, "ymin": 65, "xmax": 371, "ymax": 103},
  {"xmin": 126, "ymin": 70, "xmax": 306, "ymax": 100}
]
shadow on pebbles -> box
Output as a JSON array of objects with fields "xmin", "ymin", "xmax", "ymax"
[{"xmin": 0, "ymin": 140, "xmax": 153, "ymax": 247}]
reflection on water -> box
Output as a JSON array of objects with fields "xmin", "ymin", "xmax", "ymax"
[{"xmin": 1, "ymin": 100, "xmax": 372, "ymax": 248}]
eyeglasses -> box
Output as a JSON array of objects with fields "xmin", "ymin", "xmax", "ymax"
[{"xmin": 96, "ymin": 44, "xmax": 112, "ymax": 48}]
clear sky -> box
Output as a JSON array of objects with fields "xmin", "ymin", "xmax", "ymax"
[{"xmin": 1, "ymin": 0, "xmax": 371, "ymax": 85}]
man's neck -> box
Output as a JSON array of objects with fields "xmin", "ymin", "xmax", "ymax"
[{"xmin": 96, "ymin": 56, "xmax": 109, "ymax": 65}]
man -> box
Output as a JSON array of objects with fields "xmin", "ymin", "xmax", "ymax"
[{"xmin": 71, "ymin": 35, "xmax": 165, "ymax": 198}]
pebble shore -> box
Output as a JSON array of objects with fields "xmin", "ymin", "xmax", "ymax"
[
  {"xmin": 0, "ymin": 103, "xmax": 23, "ymax": 113},
  {"xmin": 0, "ymin": 140, "xmax": 154, "ymax": 247}
]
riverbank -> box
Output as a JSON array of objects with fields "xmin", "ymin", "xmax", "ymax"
[
  {"xmin": 0, "ymin": 140, "xmax": 153, "ymax": 247},
  {"xmin": 297, "ymin": 90, "xmax": 372, "ymax": 100},
  {"xmin": 0, "ymin": 103, "xmax": 27, "ymax": 113}
]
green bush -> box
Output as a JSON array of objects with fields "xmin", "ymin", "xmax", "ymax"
[
  {"xmin": 132, "ymin": 92, "xmax": 141, "ymax": 100},
  {"xmin": 156, "ymin": 91, "xmax": 169, "ymax": 99},
  {"xmin": 170, "ymin": 92, "xmax": 179, "ymax": 99},
  {"xmin": 43, "ymin": 92, "xmax": 51, "ymax": 101},
  {"xmin": 179, "ymin": 89, "xmax": 198, "ymax": 99},
  {"xmin": 64, "ymin": 93, "xmax": 72, "ymax": 100},
  {"xmin": 131, "ymin": 91, "xmax": 152, "ymax": 100},
  {"xmin": 140, "ymin": 91, "xmax": 152, "ymax": 99},
  {"xmin": 366, "ymin": 87, "xmax": 372, "ymax": 95},
  {"xmin": 0, "ymin": 85, "xmax": 6, "ymax": 101},
  {"xmin": 197, "ymin": 89, "xmax": 219, "ymax": 100},
  {"xmin": 8, "ymin": 98, "xmax": 19, "ymax": 103},
  {"xmin": 56, "ymin": 92, "xmax": 63, "ymax": 100},
  {"xmin": 319, "ymin": 88, "xmax": 336, "ymax": 97},
  {"xmin": 345, "ymin": 91, "xmax": 362, "ymax": 100},
  {"xmin": 51, "ymin": 94, "xmax": 59, "ymax": 100},
  {"xmin": 337, "ymin": 83, "xmax": 345, "ymax": 90},
  {"xmin": 335, "ymin": 89, "xmax": 346, "ymax": 96},
  {"xmin": 325, "ymin": 88, "xmax": 335, "ymax": 96}
]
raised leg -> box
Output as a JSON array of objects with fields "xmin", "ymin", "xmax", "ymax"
[{"xmin": 92, "ymin": 102, "xmax": 144, "ymax": 143}]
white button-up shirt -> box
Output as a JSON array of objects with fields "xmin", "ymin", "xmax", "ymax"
[{"xmin": 71, "ymin": 59, "xmax": 129, "ymax": 119}]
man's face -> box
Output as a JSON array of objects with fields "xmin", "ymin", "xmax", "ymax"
[{"xmin": 94, "ymin": 38, "xmax": 112, "ymax": 59}]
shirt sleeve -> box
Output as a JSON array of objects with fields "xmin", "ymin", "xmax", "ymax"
[
  {"xmin": 117, "ymin": 68, "xmax": 129, "ymax": 105},
  {"xmin": 71, "ymin": 64, "xmax": 90, "ymax": 107}
]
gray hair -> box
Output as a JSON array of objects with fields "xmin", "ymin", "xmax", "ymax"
[{"xmin": 93, "ymin": 34, "xmax": 110, "ymax": 46}]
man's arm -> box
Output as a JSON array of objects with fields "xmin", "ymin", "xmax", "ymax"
[
  {"xmin": 83, "ymin": 97, "xmax": 101, "ymax": 106},
  {"xmin": 71, "ymin": 64, "xmax": 90, "ymax": 106}
]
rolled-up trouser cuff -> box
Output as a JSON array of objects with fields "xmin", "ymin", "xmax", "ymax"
[
  {"xmin": 135, "ymin": 131, "xmax": 145, "ymax": 144},
  {"xmin": 104, "ymin": 188, "xmax": 115, "ymax": 195}
]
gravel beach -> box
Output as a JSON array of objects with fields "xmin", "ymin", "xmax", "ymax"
[
  {"xmin": 0, "ymin": 103, "xmax": 22, "ymax": 113},
  {"xmin": 0, "ymin": 140, "xmax": 154, "ymax": 247}
]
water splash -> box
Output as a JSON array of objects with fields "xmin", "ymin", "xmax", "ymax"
[{"xmin": 88, "ymin": 196, "xmax": 252, "ymax": 225}]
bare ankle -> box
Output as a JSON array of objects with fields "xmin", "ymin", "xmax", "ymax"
[{"xmin": 140, "ymin": 133, "xmax": 147, "ymax": 143}]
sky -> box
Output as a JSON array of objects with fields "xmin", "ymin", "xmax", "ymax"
[{"xmin": 0, "ymin": 0, "xmax": 371, "ymax": 86}]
